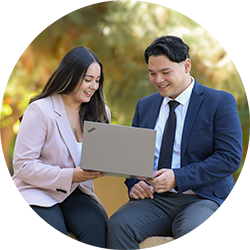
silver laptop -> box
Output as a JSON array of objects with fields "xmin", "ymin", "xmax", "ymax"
[{"xmin": 80, "ymin": 121, "xmax": 156, "ymax": 179}]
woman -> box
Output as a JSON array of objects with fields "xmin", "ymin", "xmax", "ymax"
[{"xmin": 12, "ymin": 46, "xmax": 110, "ymax": 248}]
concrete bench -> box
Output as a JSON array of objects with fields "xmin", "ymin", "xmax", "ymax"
[
  {"xmin": 68, "ymin": 233, "xmax": 175, "ymax": 250},
  {"xmin": 139, "ymin": 236, "xmax": 174, "ymax": 248}
]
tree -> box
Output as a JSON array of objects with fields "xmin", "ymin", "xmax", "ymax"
[{"xmin": 1, "ymin": 1, "xmax": 248, "ymax": 180}]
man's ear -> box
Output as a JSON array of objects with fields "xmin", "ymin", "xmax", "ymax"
[{"xmin": 184, "ymin": 58, "xmax": 191, "ymax": 73}]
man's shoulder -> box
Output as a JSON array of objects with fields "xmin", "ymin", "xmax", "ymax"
[
  {"xmin": 139, "ymin": 92, "xmax": 163, "ymax": 103},
  {"xmin": 194, "ymin": 80, "xmax": 235, "ymax": 100},
  {"xmin": 136, "ymin": 92, "xmax": 163, "ymax": 112}
]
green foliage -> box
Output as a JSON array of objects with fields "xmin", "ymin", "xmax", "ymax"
[
  {"xmin": 99, "ymin": 2, "xmax": 201, "ymax": 124},
  {"xmin": 238, "ymin": 98, "xmax": 250, "ymax": 147},
  {"xmin": 1, "ymin": 1, "xmax": 249, "ymax": 169}
]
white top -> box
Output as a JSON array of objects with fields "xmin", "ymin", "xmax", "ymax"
[{"xmin": 76, "ymin": 142, "xmax": 82, "ymax": 166}]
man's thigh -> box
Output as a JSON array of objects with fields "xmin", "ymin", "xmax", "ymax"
[
  {"xmin": 108, "ymin": 197, "xmax": 174, "ymax": 240},
  {"xmin": 172, "ymin": 199, "xmax": 219, "ymax": 239}
]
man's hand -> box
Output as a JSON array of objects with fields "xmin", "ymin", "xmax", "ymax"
[
  {"xmin": 129, "ymin": 181, "xmax": 154, "ymax": 199},
  {"xmin": 147, "ymin": 169, "xmax": 177, "ymax": 193}
]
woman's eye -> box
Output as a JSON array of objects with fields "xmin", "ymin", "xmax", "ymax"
[{"xmin": 85, "ymin": 79, "xmax": 91, "ymax": 83}]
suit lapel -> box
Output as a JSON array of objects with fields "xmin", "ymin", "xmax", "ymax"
[
  {"xmin": 52, "ymin": 94, "xmax": 80, "ymax": 167},
  {"xmin": 148, "ymin": 93, "xmax": 164, "ymax": 129},
  {"xmin": 181, "ymin": 81, "xmax": 204, "ymax": 160}
]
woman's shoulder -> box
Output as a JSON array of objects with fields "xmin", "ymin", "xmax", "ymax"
[
  {"xmin": 31, "ymin": 95, "xmax": 52, "ymax": 105},
  {"xmin": 25, "ymin": 96, "xmax": 53, "ymax": 117},
  {"xmin": 29, "ymin": 96, "xmax": 53, "ymax": 109}
]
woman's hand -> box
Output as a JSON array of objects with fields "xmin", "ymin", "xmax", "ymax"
[{"xmin": 72, "ymin": 167, "xmax": 106, "ymax": 183}]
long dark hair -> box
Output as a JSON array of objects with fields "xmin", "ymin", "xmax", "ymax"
[{"xmin": 20, "ymin": 46, "xmax": 109, "ymax": 128}]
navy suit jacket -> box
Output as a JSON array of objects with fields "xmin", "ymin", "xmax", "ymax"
[{"xmin": 125, "ymin": 80, "xmax": 243, "ymax": 206}]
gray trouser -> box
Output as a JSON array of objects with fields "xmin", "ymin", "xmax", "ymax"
[{"xmin": 106, "ymin": 192, "xmax": 219, "ymax": 249}]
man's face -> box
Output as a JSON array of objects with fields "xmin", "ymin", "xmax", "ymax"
[{"xmin": 148, "ymin": 55, "xmax": 191, "ymax": 99}]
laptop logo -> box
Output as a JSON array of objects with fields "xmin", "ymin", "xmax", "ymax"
[{"xmin": 87, "ymin": 127, "xmax": 96, "ymax": 133}]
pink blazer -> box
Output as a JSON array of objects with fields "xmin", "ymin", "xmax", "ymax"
[{"xmin": 12, "ymin": 94, "xmax": 110, "ymax": 218}]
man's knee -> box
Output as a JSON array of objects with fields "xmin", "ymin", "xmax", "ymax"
[
  {"xmin": 107, "ymin": 211, "xmax": 130, "ymax": 235},
  {"xmin": 172, "ymin": 199, "xmax": 219, "ymax": 239},
  {"xmin": 173, "ymin": 200, "xmax": 219, "ymax": 250}
]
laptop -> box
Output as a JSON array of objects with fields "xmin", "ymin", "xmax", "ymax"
[{"xmin": 80, "ymin": 121, "xmax": 156, "ymax": 179}]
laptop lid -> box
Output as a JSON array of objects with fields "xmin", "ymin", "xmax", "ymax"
[{"xmin": 81, "ymin": 121, "xmax": 156, "ymax": 180}]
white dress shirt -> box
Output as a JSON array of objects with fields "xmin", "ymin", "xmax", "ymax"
[{"xmin": 153, "ymin": 77, "xmax": 194, "ymax": 175}]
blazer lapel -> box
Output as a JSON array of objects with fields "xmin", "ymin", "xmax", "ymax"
[
  {"xmin": 52, "ymin": 94, "xmax": 80, "ymax": 167},
  {"xmin": 181, "ymin": 81, "xmax": 204, "ymax": 160},
  {"xmin": 148, "ymin": 93, "xmax": 164, "ymax": 129}
]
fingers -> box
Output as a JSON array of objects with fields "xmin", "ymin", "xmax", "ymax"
[
  {"xmin": 130, "ymin": 181, "xmax": 154, "ymax": 200},
  {"xmin": 72, "ymin": 167, "xmax": 106, "ymax": 183},
  {"xmin": 147, "ymin": 178, "xmax": 165, "ymax": 193},
  {"xmin": 147, "ymin": 169, "xmax": 177, "ymax": 193},
  {"xmin": 83, "ymin": 170, "xmax": 106, "ymax": 178},
  {"xmin": 153, "ymin": 169, "xmax": 166, "ymax": 179},
  {"xmin": 152, "ymin": 185, "xmax": 167, "ymax": 193}
]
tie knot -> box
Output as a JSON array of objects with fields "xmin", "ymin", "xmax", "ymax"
[{"xmin": 168, "ymin": 100, "xmax": 179, "ymax": 112}]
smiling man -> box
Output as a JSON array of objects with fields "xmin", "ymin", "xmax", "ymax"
[{"xmin": 106, "ymin": 35, "xmax": 243, "ymax": 249}]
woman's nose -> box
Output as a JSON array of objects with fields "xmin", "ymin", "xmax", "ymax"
[{"xmin": 90, "ymin": 80, "xmax": 98, "ymax": 90}]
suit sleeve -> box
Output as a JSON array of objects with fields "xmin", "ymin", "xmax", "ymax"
[
  {"xmin": 173, "ymin": 93, "xmax": 243, "ymax": 192},
  {"xmin": 125, "ymin": 100, "xmax": 142, "ymax": 196}
]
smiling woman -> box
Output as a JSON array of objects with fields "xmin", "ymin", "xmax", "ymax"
[
  {"xmin": 62, "ymin": 61, "xmax": 101, "ymax": 142},
  {"xmin": 11, "ymin": 46, "xmax": 111, "ymax": 248}
]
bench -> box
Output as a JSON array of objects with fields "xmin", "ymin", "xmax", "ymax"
[{"xmin": 68, "ymin": 233, "xmax": 175, "ymax": 250}]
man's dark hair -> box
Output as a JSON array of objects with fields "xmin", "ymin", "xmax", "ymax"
[{"xmin": 144, "ymin": 35, "xmax": 190, "ymax": 64}]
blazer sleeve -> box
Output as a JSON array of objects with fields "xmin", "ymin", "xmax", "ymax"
[
  {"xmin": 125, "ymin": 100, "xmax": 142, "ymax": 196},
  {"xmin": 125, "ymin": 94, "xmax": 163, "ymax": 196},
  {"xmin": 13, "ymin": 101, "xmax": 74, "ymax": 193}
]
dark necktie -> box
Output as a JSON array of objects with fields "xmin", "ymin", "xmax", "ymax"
[{"xmin": 158, "ymin": 100, "xmax": 180, "ymax": 170}]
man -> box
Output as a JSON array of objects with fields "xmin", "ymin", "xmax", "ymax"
[{"xmin": 106, "ymin": 36, "xmax": 242, "ymax": 249}]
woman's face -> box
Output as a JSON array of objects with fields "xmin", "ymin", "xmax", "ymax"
[{"xmin": 73, "ymin": 62, "xmax": 101, "ymax": 103}]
